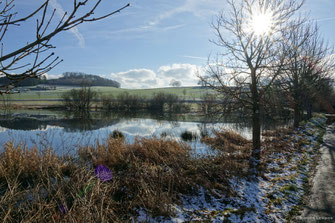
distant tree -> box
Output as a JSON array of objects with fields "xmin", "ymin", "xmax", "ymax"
[
  {"xmin": 0, "ymin": 0, "xmax": 129, "ymax": 94},
  {"xmin": 182, "ymin": 89, "xmax": 187, "ymax": 98},
  {"xmin": 170, "ymin": 79, "xmax": 182, "ymax": 88},
  {"xmin": 62, "ymin": 82, "xmax": 97, "ymax": 111},
  {"xmin": 201, "ymin": 92, "xmax": 219, "ymax": 115},
  {"xmin": 148, "ymin": 92, "xmax": 179, "ymax": 112}
]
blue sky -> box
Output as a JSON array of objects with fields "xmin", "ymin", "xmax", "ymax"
[{"xmin": 4, "ymin": 0, "xmax": 335, "ymax": 89}]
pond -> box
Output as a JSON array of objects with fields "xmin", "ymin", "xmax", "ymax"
[{"xmin": 0, "ymin": 110, "xmax": 281, "ymax": 156}]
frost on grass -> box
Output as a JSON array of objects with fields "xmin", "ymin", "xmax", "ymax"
[{"xmin": 134, "ymin": 115, "xmax": 327, "ymax": 222}]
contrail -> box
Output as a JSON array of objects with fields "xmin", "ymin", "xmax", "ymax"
[
  {"xmin": 50, "ymin": 0, "xmax": 85, "ymax": 48},
  {"xmin": 313, "ymin": 16, "xmax": 335, "ymax": 23},
  {"xmin": 183, "ymin": 55, "xmax": 208, "ymax": 60}
]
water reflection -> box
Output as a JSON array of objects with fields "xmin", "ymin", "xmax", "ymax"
[{"xmin": 0, "ymin": 111, "xmax": 285, "ymax": 155}]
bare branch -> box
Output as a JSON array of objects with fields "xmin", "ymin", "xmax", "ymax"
[{"xmin": 0, "ymin": 0, "xmax": 130, "ymax": 94}]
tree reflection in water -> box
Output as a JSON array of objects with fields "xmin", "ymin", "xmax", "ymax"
[{"xmin": 0, "ymin": 110, "xmax": 289, "ymax": 155}]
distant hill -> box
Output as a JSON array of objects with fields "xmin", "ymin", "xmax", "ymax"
[
  {"xmin": 0, "ymin": 72, "xmax": 120, "ymax": 88},
  {"xmin": 46, "ymin": 72, "xmax": 120, "ymax": 87}
]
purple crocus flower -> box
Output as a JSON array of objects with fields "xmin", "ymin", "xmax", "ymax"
[
  {"xmin": 95, "ymin": 165, "xmax": 113, "ymax": 182},
  {"xmin": 59, "ymin": 204, "xmax": 68, "ymax": 214}
]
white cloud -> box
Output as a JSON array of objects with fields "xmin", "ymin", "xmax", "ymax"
[
  {"xmin": 46, "ymin": 64, "xmax": 204, "ymax": 89},
  {"xmin": 110, "ymin": 64, "xmax": 204, "ymax": 89},
  {"xmin": 50, "ymin": 0, "xmax": 85, "ymax": 48},
  {"xmin": 43, "ymin": 73, "xmax": 63, "ymax": 80},
  {"xmin": 158, "ymin": 63, "xmax": 200, "ymax": 85},
  {"xmin": 110, "ymin": 68, "xmax": 161, "ymax": 89}
]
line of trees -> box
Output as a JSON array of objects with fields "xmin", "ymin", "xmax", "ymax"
[
  {"xmin": 47, "ymin": 72, "xmax": 121, "ymax": 88},
  {"xmin": 199, "ymin": 0, "xmax": 335, "ymax": 172},
  {"xmin": 63, "ymin": 85, "xmax": 190, "ymax": 113},
  {"xmin": 0, "ymin": 72, "xmax": 120, "ymax": 88}
]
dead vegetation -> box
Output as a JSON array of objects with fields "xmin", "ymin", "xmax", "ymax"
[
  {"xmin": 201, "ymin": 130, "xmax": 251, "ymax": 158},
  {"xmin": 0, "ymin": 133, "xmax": 251, "ymax": 222},
  {"xmin": 261, "ymin": 127, "xmax": 300, "ymax": 156},
  {"xmin": 1, "ymin": 126, "xmax": 314, "ymax": 222}
]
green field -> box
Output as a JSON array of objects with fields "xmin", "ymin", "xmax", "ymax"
[
  {"xmin": 3, "ymin": 86, "xmax": 210, "ymax": 101},
  {"xmin": 0, "ymin": 86, "xmax": 215, "ymax": 109}
]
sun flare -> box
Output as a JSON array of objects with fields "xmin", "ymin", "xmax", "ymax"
[{"xmin": 251, "ymin": 12, "xmax": 273, "ymax": 36}]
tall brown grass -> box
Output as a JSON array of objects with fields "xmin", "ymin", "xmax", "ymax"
[
  {"xmin": 261, "ymin": 128, "xmax": 299, "ymax": 156},
  {"xmin": 201, "ymin": 130, "xmax": 251, "ymax": 157},
  {"xmin": 0, "ymin": 133, "xmax": 251, "ymax": 222}
]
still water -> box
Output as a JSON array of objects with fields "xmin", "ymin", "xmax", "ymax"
[{"xmin": 0, "ymin": 110, "xmax": 266, "ymax": 155}]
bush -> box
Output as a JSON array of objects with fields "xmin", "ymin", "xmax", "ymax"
[
  {"xmin": 62, "ymin": 83, "xmax": 97, "ymax": 111},
  {"xmin": 180, "ymin": 130, "xmax": 198, "ymax": 141},
  {"xmin": 111, "ymin": 130, "xmax": 124, "ymax": 139},
  {"xmin": 102, "ymin": 92, "xmax": 146, "ymax": 111}
]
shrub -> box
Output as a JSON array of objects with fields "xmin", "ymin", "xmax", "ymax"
[
  {"xmin": 111, "ymin": 130, "xmax": 124, "ymax": 139},
  {"xmin": 62, "ymin": 83, "xmax": 97, "ymax": 111},
  {"xmin": 180, "ymin": 130, "xmax": 198, "ymax": 141}
]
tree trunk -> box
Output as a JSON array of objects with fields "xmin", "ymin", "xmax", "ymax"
[
  {"xmin": 293, "ymin": 105, "xmax": 301, "ymax": 128},
  {"xmin": 249, "ymin": 69, "xmax": 261, "ymax": 173},
  {"xmin": 306, "ymin": 101, "xmax": 312, "ymax": 120}
]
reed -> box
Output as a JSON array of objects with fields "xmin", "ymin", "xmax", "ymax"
[{"xmin": 0, "ymin": 133, "xmax": 251, "ymax": 222}]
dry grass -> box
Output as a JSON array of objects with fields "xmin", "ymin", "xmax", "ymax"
[
  {"xmin": 261, "ymin": 128, "xmax": 300, "ymax": 156},
  {"xmin": 201, "ymin": 130, "xmax": 251, "ymax": 157},
  {"xmin": 0, "ymin": 134, "xmax": 250, "ymax": 222}
]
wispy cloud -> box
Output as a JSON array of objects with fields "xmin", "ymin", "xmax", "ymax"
[
  {"xmin": 182, "ymin": 55, "xmax": 208, "ymax": 60},
  {"xmin": 50, "ymin": 0, "xmax": 85, "ymax": 48},
  {"xmin": 315, "ymin": 16, "xmax": 335, "ymax": 22},
  {"xmin": 146, "ymin": 0, "xmax": 223, "ymax": 27},
  {"xmin": 103, "ymin": 0, "xmax": 223, "ymax": 37},
  {"xmin": 89, "ymin": 24, "xmax": 186, "ymax": 40},
  {"xmin": 109, "ymin": 24, "xmax": 185, "ymax": 34}
]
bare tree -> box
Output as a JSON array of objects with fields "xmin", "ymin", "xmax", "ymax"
[
  {"xmin": 170, "ymin": 79, "xmax": 182, "ymax": 88},
  {"xmin": 62, "ymin": 82, "xmax": 97, "ymax": 111},
  {"xmin": 0, "ymin": 0, "xmax": 129, "ymax": 94},
  {"xmin": 1, "ymin": 93, "xmax": 11, "ymax": 112},
  {"xmin": 279, "ymin": 21, "xmax": 335, "ymax": 127},
  {"xmin": 199, "ymin": 0, "xmax": 304, "ymax": 170}
]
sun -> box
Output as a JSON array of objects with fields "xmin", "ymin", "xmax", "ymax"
[
  {"xmin": 251, "ymin": 12, "xmax": 273, "ymax": 36},
  {"xmin": 243, "ymin": 2, "xmax": 276, "ymax": 37}
]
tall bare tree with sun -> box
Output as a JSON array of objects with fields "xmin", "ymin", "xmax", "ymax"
[
  {"xmin": 200, "ymin": 0, "xmax": 304, "ymax": 171},
  {"xmin": 0, "ymin": 0, "xmax": 129, "ymax": 95}
]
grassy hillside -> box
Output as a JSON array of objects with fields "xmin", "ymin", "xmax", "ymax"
[{"xmin": 4, "ymin": 86, "xmax": 210, "ymax": 101}]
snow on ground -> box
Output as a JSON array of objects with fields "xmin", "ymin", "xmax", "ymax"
[{"xmin": 133, "ymin": 115, "xmax": 327, "ymax": 222}]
